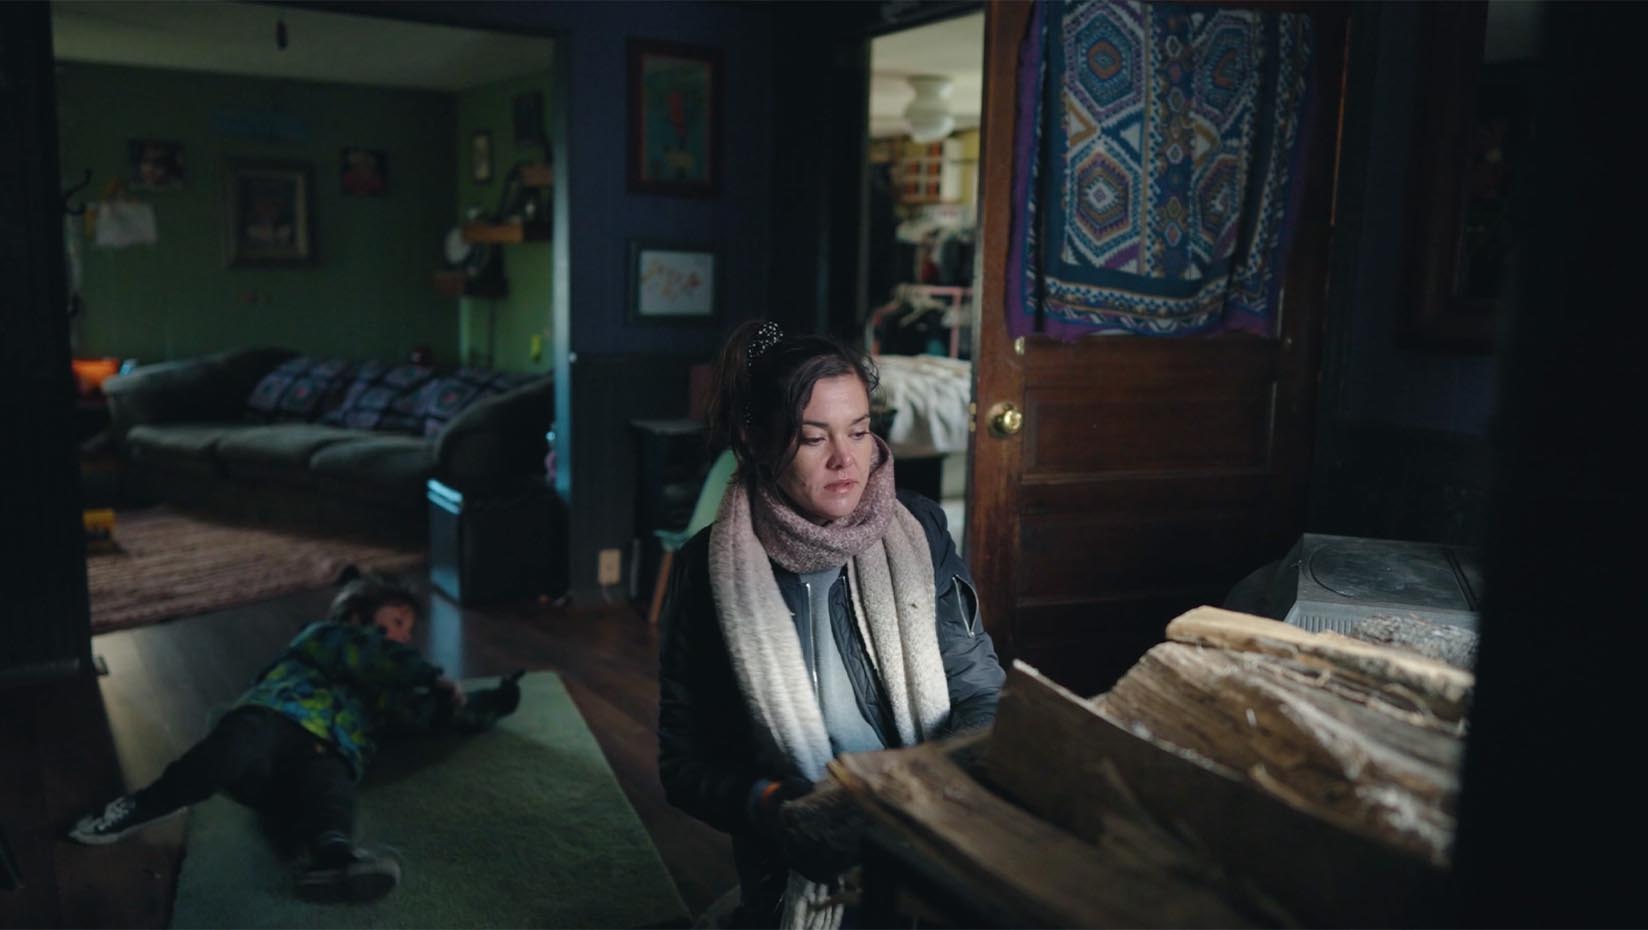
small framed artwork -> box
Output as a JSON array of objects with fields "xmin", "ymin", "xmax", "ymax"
[
  {"xmin": 629, "ymin": 240, "xmax": 719, "ymax": 323},
  {"xmin": 130, "ymin": 139, "xmax": 184, "ymax": 190},
  {"xmin": 472, "ymin": 130, "xmax": 493, "ymax": 184},
  {"xmin": 224, "ymin": 160, "xmax": 315, "ymax": 267},
  {"xmin": 627, "ymin": 39, "xmax": 721, "ymax": 197},
  {"xmin": 340, "ymin": 147, "xmax": 387, "ymax": 196}
]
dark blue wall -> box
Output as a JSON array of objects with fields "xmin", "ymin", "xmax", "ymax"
[
  {"xmin": 425, "ymin": 1, "xmax": 775, "ymax": 359},
  {"xmin": 1329, "ymin": 1, "xmax": 1498, "ymax": 437},
  {"xmin": 1309, "ymin": 3, "xmax": 1503, "ymax": 549},
  {"xmin": 390, "ymin": 2, "xmax": 775, "ymax": 594}
]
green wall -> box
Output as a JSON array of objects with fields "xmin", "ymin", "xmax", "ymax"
[
  {"xmin": 57, "ymin": 63, "xmax": 457, "ymax": 365},
  {"xmin": 455, "ymin": 71, "xmax": 554, "ymax": 374}
]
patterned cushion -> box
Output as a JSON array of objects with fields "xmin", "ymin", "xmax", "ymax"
[
  {"xmin": 319, "ymin": 361, "xmax": 435, "ymax": 434},
  {"xmin": 246, "ymin": 359, "xmax": 301, "ymax": 419},
  {"xmin": 420, "ymin": 369, "xmax": 533, "ymax": 436},
  {"xmin": 246, "ymin": 356, "xmax": 352, "ymax": 423},
  {"xmin": 262, "ymin": 358, "xmax": 530, "ymax": 436}
]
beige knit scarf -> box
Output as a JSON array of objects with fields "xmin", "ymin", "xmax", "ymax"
[{"xmin": 708, "ymin": 437, "xmax": 950, "ymax": 929}]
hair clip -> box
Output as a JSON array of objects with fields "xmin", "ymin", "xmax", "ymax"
[{"xmin": 746, "ymin": 321, "xmax": 784, "ymax": 366}]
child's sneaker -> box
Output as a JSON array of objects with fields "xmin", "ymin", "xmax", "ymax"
[
  {"xmin": 68, "ymin": 795, "xmax": 182, "ymax": 845},
  {"xmin": 296, "ymin": 845, "xmax": 401, "ymax": 903}
]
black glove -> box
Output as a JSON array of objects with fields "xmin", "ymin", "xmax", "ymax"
[
  {"xmin": 451, "ymin": 669, "xmax": 525, "ymax": 732},
  {"xmin": 752, "ymin": 780, "xmax": 865, "ymax": 884},
  {"xmin": 750, "ymin": 776, "xmax": 813, "ymax": 845}
]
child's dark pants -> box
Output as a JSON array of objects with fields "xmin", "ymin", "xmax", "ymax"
[{"xmin": 134, "ymin": 706, "xmax": 355, "ymax": 855}]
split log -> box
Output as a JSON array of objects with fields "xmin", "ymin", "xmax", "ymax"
[
  {"xmin": 1096, "ymin": 643, "xmax": 1461, "ymax": 863},
  {"xmin": 829, "ymin": 738, "xmax": 1272, "ymax": 928},
  {"xmin": 1164, "ymin": 606, "xmax": 1474, "ymax": 724}
]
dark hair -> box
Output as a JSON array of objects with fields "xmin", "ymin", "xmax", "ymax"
[
  {"xmin": 706, "ymin": 320, "xmax": 879, "ymax": 485},
  {"xmin": 328, "ymin": 569, "xmax": 420, "ymax": 627}
]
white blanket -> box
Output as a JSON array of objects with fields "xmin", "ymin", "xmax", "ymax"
[{"xmin": 873, "ymin": 354, "xmax": 972, "ymax": 453}]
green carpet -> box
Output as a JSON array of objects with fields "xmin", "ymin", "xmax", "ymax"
[{"xmin": 170, "ymin": 673, "xmax": 689, "ymax": 929}]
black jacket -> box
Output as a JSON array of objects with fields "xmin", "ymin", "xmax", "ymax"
[{"xmin": 657, "ymin": 490, "xmax": 1005, "ymax": 921}]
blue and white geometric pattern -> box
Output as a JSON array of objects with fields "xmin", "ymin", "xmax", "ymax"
[{"xmin": 1023, "ymin": 0, "xmax": 1314, "ymax": 337}]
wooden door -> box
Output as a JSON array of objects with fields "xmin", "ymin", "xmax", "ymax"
[{"xmin": 965, "ymin": 2, "xmax": 1349, "ymax": 695}]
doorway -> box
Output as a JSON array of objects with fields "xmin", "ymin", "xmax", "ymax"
[
  {"xmin": 50, "ymin": 1, "xmax": 562, "ymax": 640},
  {"xmin": 863, "ymin": 11, "xmax": 985, "ymax": 550}
]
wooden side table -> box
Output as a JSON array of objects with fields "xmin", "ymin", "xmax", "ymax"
[{"xmin": 630, "ymin": 418, "xmax": 709, "ymax": 602}]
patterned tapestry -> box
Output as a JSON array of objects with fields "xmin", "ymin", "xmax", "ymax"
[{"xmin": 1007, "ymin": 1, "xmax": 1315, "ymax": 339}]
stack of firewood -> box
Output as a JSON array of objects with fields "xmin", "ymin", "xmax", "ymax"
[
  {"xmin": 831, "ymin": 606, "xmax": 1469, "ymax": 927},
  {"xmin": 1096, "ymin": 606, "xmax": 1471, "ymax": 866}
]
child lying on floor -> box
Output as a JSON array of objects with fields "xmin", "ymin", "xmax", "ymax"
[{"xmin": 68, "ymin": 570, "xmax": 523, "ymax": 903}]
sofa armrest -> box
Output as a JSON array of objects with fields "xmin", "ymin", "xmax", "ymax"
[
  {"xmin": 434, "ymin": 377, "xmax": 553, "ymax": 483},
  {"xmin": 104, "ymin": 358, "xmax": 233, "ymax": 435},
  {"xmin": 209, "ymin": 346, "xmax": 302, "ymax": 402},
  {"xmin": 103, "ymin": 347, "xmax": 295, "ymax": 440}
]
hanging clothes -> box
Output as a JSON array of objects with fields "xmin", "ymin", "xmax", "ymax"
[
  {"xmin": 875, "ymin": 294, "xmax": 949, "ymax": 356},
  {"xmin": 1008, "ymin": 0, "xmax": 1316, "ymax": 340}
]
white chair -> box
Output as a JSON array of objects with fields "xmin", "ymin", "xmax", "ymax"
[{"xmin": 647, "ymin": 449, "xmax": 736, "ymax": 626}]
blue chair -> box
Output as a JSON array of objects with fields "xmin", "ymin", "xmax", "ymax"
[{"xmin": 647, "ymin": 449, "xmax": 737, "ymax": 625}]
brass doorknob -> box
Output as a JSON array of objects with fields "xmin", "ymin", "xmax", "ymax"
[{"xmin": 987, "ymin": 402, "xmax": 1023, "ymax": 438}]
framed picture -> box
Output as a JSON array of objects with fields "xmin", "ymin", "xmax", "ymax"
[
  {"xmin": 340, "ymin": 147, "xmax": 387, "ymax": 196},
  {"xmin": 129, "ymin": 139, "xmax": 183, "ymax": 190},
  {"xmin": 629, "ymin": 241, "xmax": 719, "ymax": 322},
  {"xmin": 472, "ymin": 130, "xmax": 493, "ymax": 183},
  {"xmin": 224, "ymin": 160, "xmax": 315, "ymax": 267},
  {"xmin": 627, "ymin": 39, "xmax": 721, "ymax": 197}
]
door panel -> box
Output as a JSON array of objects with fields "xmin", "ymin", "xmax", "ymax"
[
  {"xmin": 1025, "ymin": 391, "xmax": 1276, "ymax": 472},
  {"xmin": 966, "ymin": 1, "xmax": 1348, "ymax": 695},
  {"xmin": 1020, "ymin": 511, "xmax": 1267, "ymax": 597},
  {"xmin": 1017, "ymin": 471, "xmax": 1274, "ymax": 511}
]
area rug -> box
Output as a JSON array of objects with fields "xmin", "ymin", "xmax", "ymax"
[
  {"xmin": 169, "ymin": 672, "xmax": 690, "ymax": 929},
  {"xmin": 87, "ymin": 508, "xmax": 424, "ymax": 634}
]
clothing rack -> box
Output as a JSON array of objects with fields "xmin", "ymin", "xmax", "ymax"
[{"xmin": 867, "ymin": 284, "xmax": 972, "ymax": 359}]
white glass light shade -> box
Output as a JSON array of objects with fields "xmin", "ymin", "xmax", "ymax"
[{"xmin": 904, "ymin": 75, "xmax": 956, "ymax": 143}]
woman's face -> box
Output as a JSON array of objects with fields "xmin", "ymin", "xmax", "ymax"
[{"xmin": 777, "ymin": 374, "xmax": 873, "ymax": 524}]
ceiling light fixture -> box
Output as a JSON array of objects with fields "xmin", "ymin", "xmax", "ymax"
[{"xmin": 904, "ymin": 75, "xmax": 955, "ymax": 143}]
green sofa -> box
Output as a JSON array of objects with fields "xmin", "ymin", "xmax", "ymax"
[{"xmin": 103, "ymin": 347, "xmax": 554, "ymax": 544}]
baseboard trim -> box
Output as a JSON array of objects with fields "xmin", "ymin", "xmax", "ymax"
[{"xmin": 0, "ymin": 656, "xmax": 92, "ymax": 690}]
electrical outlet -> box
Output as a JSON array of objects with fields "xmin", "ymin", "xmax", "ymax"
[{"xmin": 597, "ymin": 548, "xmax": 622, "ymax": 587}]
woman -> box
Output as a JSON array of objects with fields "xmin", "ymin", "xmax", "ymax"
[{"xmin": 658, "ymin": 321, "xmax": 1005, "ymax": 928}]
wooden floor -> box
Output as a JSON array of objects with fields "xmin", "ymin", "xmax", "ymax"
[{"xmin": 0, "ymin": 584, "xmax": 736, "ymax": 928}]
